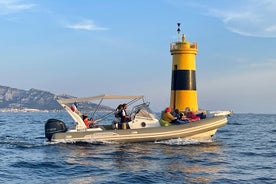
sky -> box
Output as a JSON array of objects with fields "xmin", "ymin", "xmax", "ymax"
[{"xmin": 0, "ymin": 0, "xmax": 276, "ymax": 114}]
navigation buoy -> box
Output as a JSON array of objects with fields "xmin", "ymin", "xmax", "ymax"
[{"xmin": 170, "ymin": 23, "xmax": 198, "ymax": 111}]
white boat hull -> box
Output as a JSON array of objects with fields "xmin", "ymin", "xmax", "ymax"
[{"xmin": 50, "ymin": 116, "xmax": 227, "ymax": 143}]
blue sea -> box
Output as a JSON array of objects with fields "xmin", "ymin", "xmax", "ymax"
[{"xmin": 0, "ymin": 112, "xmax": 275, "ymax": 184}]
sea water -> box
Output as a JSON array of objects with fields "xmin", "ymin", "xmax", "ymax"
[{"xmin": 0, "ymin": 112, "xmax": 275, "ymax": 184}]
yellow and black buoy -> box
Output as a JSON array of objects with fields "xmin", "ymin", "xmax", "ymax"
[{"xmin": 170, "ymin": 23, "xmax": 198, "ymax": 112}]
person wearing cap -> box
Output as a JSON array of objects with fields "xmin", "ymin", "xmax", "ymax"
[{"xmin": 161, "ymin": 107, "xmax": 177, "ymax": 123}]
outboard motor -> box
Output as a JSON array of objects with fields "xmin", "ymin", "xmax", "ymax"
[{"xmin": 45, "ymin": 119, "xmax": 67, "ymax": 141}]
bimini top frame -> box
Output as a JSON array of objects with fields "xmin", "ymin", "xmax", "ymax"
[{"xmin": 56, "ymin": 94, "xmax": 145, "ymax": 130}]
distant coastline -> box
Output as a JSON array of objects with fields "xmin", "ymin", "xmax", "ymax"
[
  {"xmin": 0, "ymin": 108, "xmax": 113, "ymax": 113},
  {"xmin": 0, "ymin": 85, "xmax": 113, "ymax": 112},
  {"xmin": 0, "ymin": 108, "xmax": 61, "ymax": 113}
]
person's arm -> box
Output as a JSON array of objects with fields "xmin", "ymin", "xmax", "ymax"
[
  {"xmin": 92, "ymin": 119, "xmax": 102, "ymax": 124},
  {"xmin": 168, "ymin": 113, "xmax": 176, "ymax": 121}
]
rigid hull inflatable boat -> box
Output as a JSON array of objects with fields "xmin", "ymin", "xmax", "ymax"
[{"xmin": 45, "ymin": 94, "xmax": 228, "ymax": 143}]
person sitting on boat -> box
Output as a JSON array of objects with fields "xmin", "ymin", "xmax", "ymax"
[
  {"xmin": 172, "ymin": 109, "xmax": 180, "ymax": 119},
  {"xmin": 177, "ymin": 112, "xmax": 189, "ymax": 124},
  {"xmin": 82, "ymin": 114, "xmax": 95, "ymax": 128},
  {"xmin": 119, "ymin": 103, "xmax": 130, "ymax": 129},
  {"xmin": 184, "ymin": 107, "xmax": 200, "ymax": 122},
  {"xmin": 161, "ymin": 107, "xmax": 177, "ymax": 124},
  {"xmin": 170, "ymin": 108, "xmax": 189, "ymax": 124}
]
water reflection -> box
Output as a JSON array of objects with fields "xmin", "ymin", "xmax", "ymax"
[
  {"xmin": 45, "ymin": 140, "xmax": 224, "ymax": 183},
  {"xmin": 157, "ymin": 142, "xmax": 224, "ymax": 183}
]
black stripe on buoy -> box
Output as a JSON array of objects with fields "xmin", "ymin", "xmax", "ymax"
[{"xmin": 171, "ymin": 70, "xmax": 196, "ymax": 90}]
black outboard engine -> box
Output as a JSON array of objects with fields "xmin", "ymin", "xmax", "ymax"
[{"xmin": 45, "ymin": 119, "xmax": 67, "ymax": 141}]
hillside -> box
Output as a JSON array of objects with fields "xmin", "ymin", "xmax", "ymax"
[{"xmin": 0, "ymin": 85, "xmax": 112, "ymax": 112}]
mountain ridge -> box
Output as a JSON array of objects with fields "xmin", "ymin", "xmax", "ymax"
[{"xmin": 0, "ymin": 85, "xmax": 112, "ymax": 112}]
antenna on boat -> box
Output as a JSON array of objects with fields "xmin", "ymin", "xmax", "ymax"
[{"xmin": 177, "ymin": 22, "xmax": 181, "ymax": 42}]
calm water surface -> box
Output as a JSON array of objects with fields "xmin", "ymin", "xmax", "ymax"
[{"xmin": 0, "ymin": 112, "xmax": 275, "ymax": 184}]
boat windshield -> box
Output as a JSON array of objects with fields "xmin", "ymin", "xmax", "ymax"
[{"xmin": 130, "ymin": 103, "xmax": 157, "ymax": 120}]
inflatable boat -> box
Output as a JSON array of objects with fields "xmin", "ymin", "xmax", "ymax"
[{"xmin": 45, "ymin": 94, "xmax": 228, "ymax": 143}]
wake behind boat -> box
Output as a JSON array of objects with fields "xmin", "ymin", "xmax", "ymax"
[{"xmin": 45, "ymin": 94, "xmax": 227, "ymax": 143}]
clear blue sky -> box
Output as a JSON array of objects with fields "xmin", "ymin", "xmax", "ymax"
[{"xmin": 1, "ymin": 0, "xmax": 276, "ymax": 113}]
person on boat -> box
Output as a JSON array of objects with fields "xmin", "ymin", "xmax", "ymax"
[
  {"xmin": 161, "ymin": 107, "xmax": 177, "ymax": 124},
  {"xmin": 112, "ymin": 104, "xmax": 123, "ymax": 129},
  {"xmin": 120, "ymin": 103, "xmax": 130, "ymax": 129},
  {"xmin": 82, "ymin": 114, "xmax": 95, "ymax": 128},
  {"xmin": 184, "ymin": 107, "xmax": 200, "ymax": 122},
  {"xmin": 172, "ymin": 109, "xmax": 181, "ymax": 119},
  {"xmin": 177, "ymin": 112, "xmax": 189, "ymax": 123},
  {"xmin": 114, "ymin": 104, "xmax": 123, "ymax": 123},
  {"xmin": 170, "ymin": 108, "xmax": 189, "ymax": 124}
]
